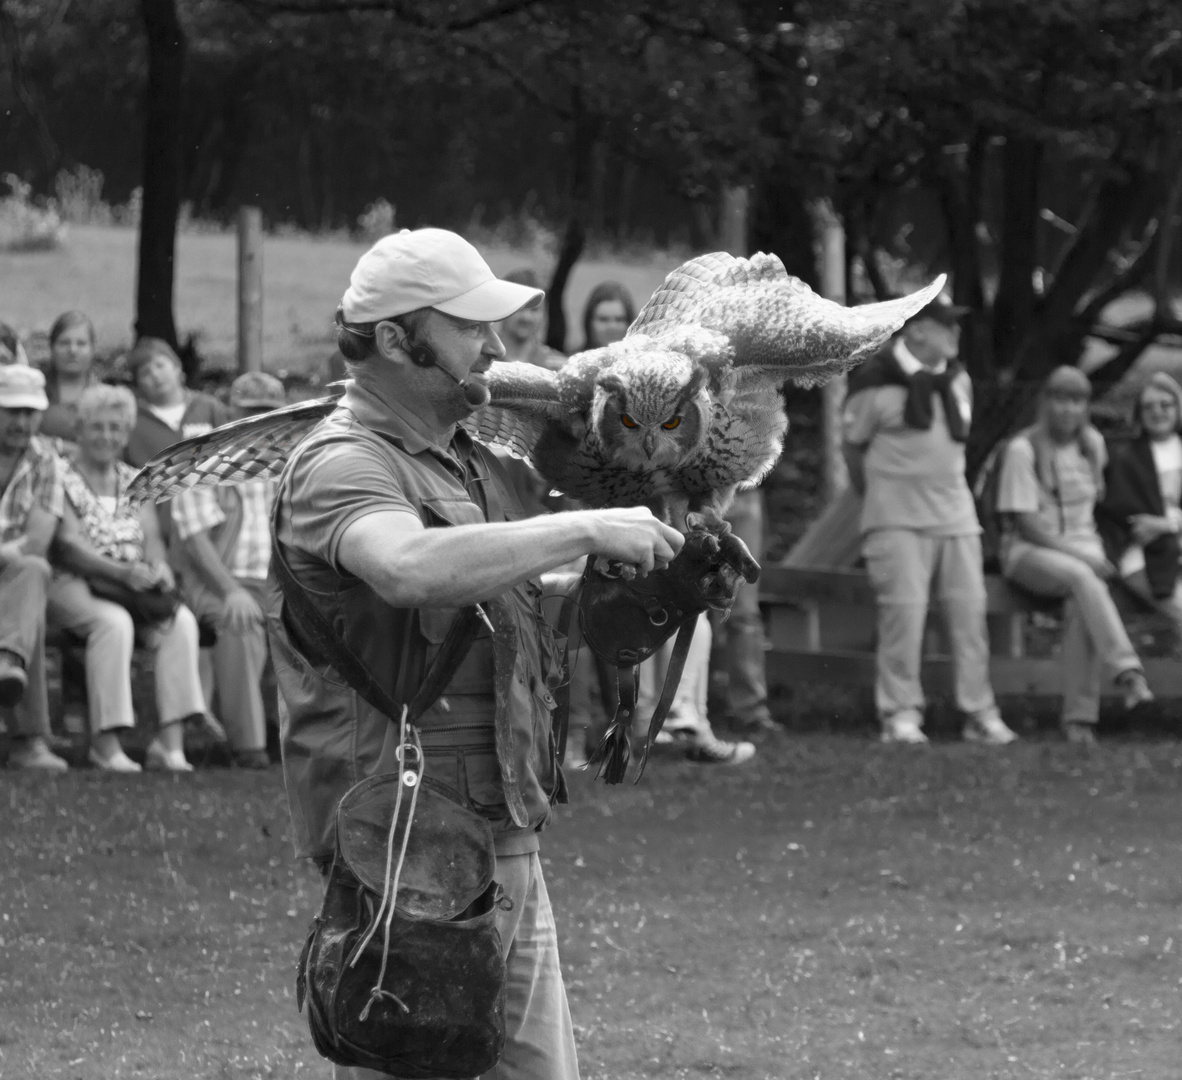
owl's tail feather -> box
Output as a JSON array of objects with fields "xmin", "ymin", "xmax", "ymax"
[{"xmin": 587, "ymin": 662, "xmax": 639, "ymax": 785}]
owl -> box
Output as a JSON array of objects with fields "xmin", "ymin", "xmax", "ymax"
[
  {"xmin": 127, "ymin": 251, "xmax": 945, "ymax": 539},
  {"xmin": 459, "ymin": 251, "xmax": 945, "ymax": 533}
]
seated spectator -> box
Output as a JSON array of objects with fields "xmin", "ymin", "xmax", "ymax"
[
  {"xmin": 39, "ymin": 311, "xmax": 101, "ymax": 444},
  {"xmin": 170, "ymin": 372, "xmax": 286, "ymax": 770},
  {"xmin": 0, "ymin": 365, "xmax": 69, "ymax": 771},
  {"xmin": 996, "ymin": 366, "xmax": 1153, "ymax": 745},
  {"xmin": 579, "ymin": 281, "xmax": 634, "ymax": 352},
  {"xmin": 635, "ymin": 613, "xmax": 755, "ymax": 765},
  {"xmin": 1099, "ymin": 372, "xmax": 1182, "ymax": 647},
  {"xmin": 0, "ymin": 322, "xmax": 30, "ymax": 366},
  {"xmin": 123, "ymin": 337, "xmax": 229, "ymax": 468},
  {"xmin": 497, "ymin": 269, "xmax": 565, "ymax": 370},
  {"xmin": 49, "ymin": 384, "xmax": 211, "ymax": 771}
]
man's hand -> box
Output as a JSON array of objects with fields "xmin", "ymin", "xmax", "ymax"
[
  {"xmin": 585, "ymin": 507, "xmax": 684, "ymax": 576},
  {"xmin": 1129, "ymin": 513, "xmax": 1175, "ymax": 547},
  {"xmin": 221, "ymin": 587, "xmax": 264, "ymax": 633}
]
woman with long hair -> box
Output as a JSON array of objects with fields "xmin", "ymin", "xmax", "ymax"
[
  {"xmin": 40, "ymin": 310, "xmax": 99, "ymax": 443},
  {"xmin": 579, "ymin": 281, "xmax": 635, "ymax": 351},
  {"xmin": 996, "ymin": 365, "xmax": 1152, "ymax": 744}
]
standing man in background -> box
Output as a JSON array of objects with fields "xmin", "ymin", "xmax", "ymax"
[{"xmin": 841, "ymin": 295, "xmax": 1017, "ymax": 747}]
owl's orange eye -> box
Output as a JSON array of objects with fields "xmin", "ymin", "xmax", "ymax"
[
  {"xmin": 620, "ymin": 414, "xmax": 637, "ymax": 428},
  {"xmin": 662, "ymin": 416, "xmax": 682, "ymax": 430}
]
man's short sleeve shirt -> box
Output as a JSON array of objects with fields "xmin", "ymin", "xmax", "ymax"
[
  {"xmin": 0, "ymin": 436, "xmax": 64, "ymax": 543},
  {"xmin": 842, "ymin": 380, "xmax": 979, "ymax": 537}
]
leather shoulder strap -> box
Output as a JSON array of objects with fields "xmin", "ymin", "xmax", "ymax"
[{"xmin": 269, "ymin": 442, "xmax": 481, "ymax": 723}]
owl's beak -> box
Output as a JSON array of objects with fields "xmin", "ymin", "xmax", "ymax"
[{"xmin": 643, "ymin": 431, "xmax": 656, "ymax": 458}]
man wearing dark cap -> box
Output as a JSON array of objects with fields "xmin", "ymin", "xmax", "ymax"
[
  {"xmin": 0, "ymin": 365, "xmax": 69, "ymax": 770},
  {"xmin": 842, "ymin": 294, "xmax": 1017, "ymax": 746},
  {"xmin": 268, "ymin": 228, "xmax": 682, "ymax": 1079},
  {"xmin": 170, "ymin": 372, "xmax": 287, "ymax": 769}
]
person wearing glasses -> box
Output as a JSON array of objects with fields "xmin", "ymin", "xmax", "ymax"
[{"xmin": 1099, "ymin": 371, "xmax": 1182, "ymax": 655}]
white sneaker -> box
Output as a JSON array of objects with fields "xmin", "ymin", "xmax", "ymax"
[
  {"xmin": 88, "ymin": 745, "xmax": 142, "ymax": 773},
  {"xmin": 8, "ymin": 737, "xmax": 69, "ymax": 772},
  {"xmin": 145, "ymin": 739, "xmax": 194, "ymax": 773},
  {"xmin": 963, "ymin": 709, "xmax": 1018, "ymax": 745},
  {"xmin": 881, "ymin": 710, "xmax": 928, "ymax": 744},
  {"xmin": 684, "ymin": 732, "xmax": 756, "ymax": 766}
]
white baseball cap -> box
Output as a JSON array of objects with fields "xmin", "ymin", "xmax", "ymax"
[
  {"xmin": 341, "ymin": 228, "xmax": 544, "ymax": 324},
  {"xmin": 0, "ymin": 364, "xmax": 48, "ymax": 410}
]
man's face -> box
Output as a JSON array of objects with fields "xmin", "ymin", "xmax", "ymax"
[
  {"xmin": 0, "ymin": 406, "xmax": 42, "ymax": 454},
  {"xmin": 404, "ymin": 310, "xmax": 505, "ymax": 422},
  {"xmin": 905, "ymin": 318, "xmax": 960, "ymax": 365},
  {"xmin": 135, "ymin": 353, "xmax": 183, "ymax": 404}
]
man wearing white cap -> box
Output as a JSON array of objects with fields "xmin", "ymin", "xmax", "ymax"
[
  {"xmin": 0, "ymin": 365, "xmax": 69, "ymax": 771},
  {"xmin": 267, "ymin": 229, "xmax": 682, "ymax": 1080}
]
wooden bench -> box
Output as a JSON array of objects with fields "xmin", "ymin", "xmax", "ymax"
[{"xmin": 757, "ymin": 564, "xmax": 1182, "ymax": 699}]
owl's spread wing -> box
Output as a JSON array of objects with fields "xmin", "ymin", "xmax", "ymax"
[
  {"xmin": 630, "ymin": 251, "xmax": 947, "ymax": 385},
  {"xmin": 126, "ymin": 396, "xmax": 336, "ymax": 505},
  {"xmin": 460, "ymin": 360, "xmax": 569, "ymax": 463}
]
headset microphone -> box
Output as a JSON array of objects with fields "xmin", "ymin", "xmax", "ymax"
[{"xmin": 434, "ymin": 360, "xmax": 491, "ymax": 409}]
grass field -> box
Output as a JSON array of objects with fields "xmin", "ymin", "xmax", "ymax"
[
  {"xmin": 3, "ymin": 732, "xmax": 1181, "ymax": 1080},
  {"xmin": 1, "ymin": 224, "xmax": 677, "ymax": 377}
]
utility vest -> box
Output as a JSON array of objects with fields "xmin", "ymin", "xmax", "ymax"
[{"xmin": 267, "ymin": 418, "xmax": 565, "ymax": 865}]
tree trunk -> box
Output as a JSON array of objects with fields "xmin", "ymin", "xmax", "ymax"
[
  {"xmin": 546, "ymin": 96, "xmax": 601, "ymax": 354},
  {"xmin": 991, "ymin": 136, "xmax": 1042, "ymax": 370},
  {"xmin": 135, "ymin": 0, "xmax": 186, "ymax": 348}
]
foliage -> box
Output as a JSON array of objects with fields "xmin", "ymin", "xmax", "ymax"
[
  {"xmin": 2, "ymin": 0, "xmax": 1180, "ymax": 436},
  {"xmin": 0, "ymin": 173, "xmax": 64, "ymax": 251}
]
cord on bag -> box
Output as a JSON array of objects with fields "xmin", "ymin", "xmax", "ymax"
[{"xmin": 352, "ymin": 704, "xmax": 424, "ymax": 1021}]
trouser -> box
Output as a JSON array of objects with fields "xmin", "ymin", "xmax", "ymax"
[
  {"xmin": 186, "ymin": 576, "xmax": 269, "ymax": 753},
  {"xmin": 1004, "ymin": 548, "xmax": 1142, "ymax": 724},
  {"xmin": 0, "ymin": 554, "xmax": 52, "ymax": 737},
  {"xmin": 715, "ymin": 489, "xmax": 770, "ymax": 721},
  {"xmin": 862, "ymin": 530, "xmax": 997, "ymax": 718},
  {"xmin": 335, "ymin": 851, "xmax": 580, "ymax": 1080},
  {"xmin": 47, "ymin": 574, "xmax": 207, "ymax": 734},
  {"xmin": 636, "ymin": 612, "xmax": 713, "ymax": 739}
]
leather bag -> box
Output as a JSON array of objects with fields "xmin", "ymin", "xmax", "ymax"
[
  {"xmin": 297, "ymin": 772, "xmax": 506, "ymax": 1079},
  {"xmin": 88, "ymin": 576, "xmax": 181, "ymax": 627}
]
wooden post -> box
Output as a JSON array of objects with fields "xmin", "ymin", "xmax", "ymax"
[
  {"xmin": 719, "ymin": 184, "xmax": 749, "ymax": 256},
  {"xmin": 237, "ymin": 206, "xmax": 263, "ymax": 373},
  {"xmin": 813, "ymin": 199, "xmax": 849, "ymax": 502}
]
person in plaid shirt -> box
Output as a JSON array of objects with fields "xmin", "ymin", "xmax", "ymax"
[
  {"xmin": 170, "ymin": 373, "xmax": 286, "ymax": 769},
  {"xmin": 0, "ymin": 365, "xmax": 69, "ymax": 771}
]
